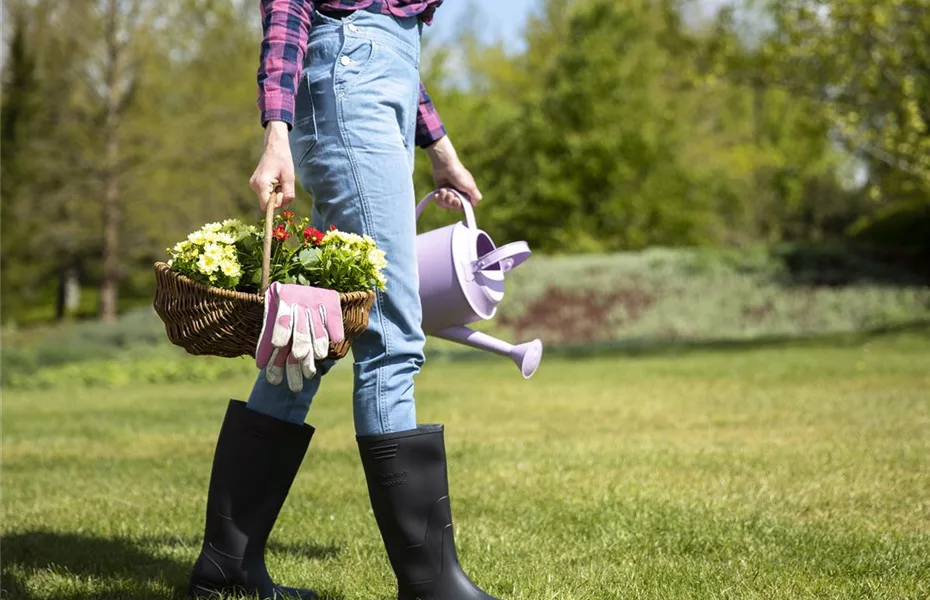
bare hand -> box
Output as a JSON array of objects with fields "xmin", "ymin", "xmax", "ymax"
[
  {"xmin": 250, "ymin": 121, "xmax": 296, "ymax": 211},
  {"xmin": 426, "ymin": 136, "xmax": 483, "ymax": 211}
]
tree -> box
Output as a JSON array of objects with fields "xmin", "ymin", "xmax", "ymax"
[
  {"xmin": 1, "ymin": 6, "xmax": 45, "ymax": 317},
  {"xmin": 766, "ymin": 0, "xmax": 930, "ymax": 201},
  {"xmin": 0, "ymin": 0, "xmax": 264, "ymax": 324}
]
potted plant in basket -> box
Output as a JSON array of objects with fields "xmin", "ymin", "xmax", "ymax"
[{"xmin": 153, "ymin": 209, "xmax": 384, "ymax": 360}]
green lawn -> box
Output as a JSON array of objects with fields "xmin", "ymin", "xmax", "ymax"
[{"xmin": 2, "ymin": 332, "xmax": 929, "ymax": 599}]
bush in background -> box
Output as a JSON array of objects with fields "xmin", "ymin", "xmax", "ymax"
[{"xmin": 3, "ymin": 248, "xmax": 927, "ymax": 389}]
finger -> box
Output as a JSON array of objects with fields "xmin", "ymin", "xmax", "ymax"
[
  {"xmin": 286, "ymin": 350, "xmax": 304, "ymax": 392},
  {"xmin": 291, "ymin": 306, "xmax": 313, "ymax": 360},
  {"xmin": 273, "ymin": 190, "xmax": 286, "ymax": 209},
  {"xmin": 318, "ymin": 290, "xmax": 345, "ymax": 345},
  {"xmin": 281, "ymin": 170, "xmax": 297, "ymax": 204},
  {"xmin": 461, "ymin": 180, "xmax": 482, "ymax": 205},
  {"xmin": 309, "ymin": 305, "xmax": 330, "ymax": 360},
  {"xmin": 469, "ymin": 183, "xmax": 483, "ymax": 204},
  {"xmin": 271, "ymin": 301, "xmax": 296, "ymax": 347},
  {"xmin": 265, "ymin": 347, "xmax": 285, "ymax": 385},
  {"xmin": 251, "ymin": 169, "xmax": 277, "ymax": 212},
  {"xmin": 438, "ymin": 188, "xmax": 461, "ymax": 210},
  {"xmin": 301, "ymin": 347, "xmax": 317, "ymax": 380},
  {"xmin": 255, "ymin": 284, "xmax": 279, "ymax": 369}
]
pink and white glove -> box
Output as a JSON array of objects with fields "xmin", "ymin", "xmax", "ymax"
[{"xmin": 256, "ymin": 281, "xmax": 345, "ymax": 392}]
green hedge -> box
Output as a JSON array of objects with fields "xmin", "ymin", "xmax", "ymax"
[
  {"xmin": 2, "ymin": 353, "xmax": 256, "ymax": 390},
  {"xmin": 3, "ymin": 247, "xmax": 928, "ymax": 389}
]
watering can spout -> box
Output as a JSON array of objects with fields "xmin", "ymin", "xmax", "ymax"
[{"xmin": 434, "ymin": 325, "xmax": 543, "ymax": 379}]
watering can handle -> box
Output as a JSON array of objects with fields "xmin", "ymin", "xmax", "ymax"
[
  {"xmin": 415, "ymin": 189, "xmax": 477, "ymax": 230},
  {"xmin": 474, "ymin": 241, "xmax": 532, "ymax": 274}
]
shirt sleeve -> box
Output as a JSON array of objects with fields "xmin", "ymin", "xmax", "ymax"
[
  {"xmin": 415, "ymin": 81, "xmax": 447, "ymax": 148},
  {"xmin": 257, "ymin": 0, "xmax": 315, "ymax": 128}
]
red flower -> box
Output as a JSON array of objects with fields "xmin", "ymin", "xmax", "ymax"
[
  {"xmin": 329, "ymin": 224, "xmax": 337, "ymax": 231},
  {"xmin": 303, "ymin": 226, "xmax": 325, "ymax": 246},
  {"xmin": 272, "ymin": 224, "xmax": 289, "ymax": 241},
  {"xmin": 282, "ymin": 211, "xmax": 295, "ymax": 219}
]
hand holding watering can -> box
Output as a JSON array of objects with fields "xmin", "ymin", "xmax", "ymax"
[{"xmin": 416, "ymin": 189, "xmax": 544, "ymax": 378}]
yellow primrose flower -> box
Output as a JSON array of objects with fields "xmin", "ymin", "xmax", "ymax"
[
  {"xmin": 203, "ymin": 242, "xmax": 224, "ymax": 261},
  {"xmin": 220, "ymin": 258, "xmax": 241, "ymax": 278},
  {"xmin": 197, "ymin": 252, "xmax": 220, "ymax": 274},
  {"xmin": 324, "ymin": 230, "xmax": 364, "ymax": 247},
  {"xmin": 215, "ymin": 232, "xmax": 236, "ymax": 245},
  {"xmin": 188, "ymin": 230, "xmax": 206, "ymax": 245},
  {"xmin": 367, "ymin": 248, "xmax": 387, "ymax": 269}
]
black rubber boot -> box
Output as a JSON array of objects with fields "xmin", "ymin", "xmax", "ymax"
[
  {"xmin": 188, "ymin": 400, "xmax": 317, "ymax": 599},
  {"xmin": 358, "ymin": 425, "xmax": 500, "ymax": 600}
]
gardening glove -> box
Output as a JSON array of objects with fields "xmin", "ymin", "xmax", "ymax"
[{"xmin": 255, "ymin": 281, "xmax": 345, "ymax": 392}]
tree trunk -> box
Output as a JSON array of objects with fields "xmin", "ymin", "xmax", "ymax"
[
  {"xmin": 98, "ymin": 0, "xmax": 123, "ymax": 323},
  {"xmin": 99, "ymin": 133, "xmax": 120, "ymax": 322},
  {"xmin": 56, "ymin": 265, "xmax": 81, "ymax": 321}
]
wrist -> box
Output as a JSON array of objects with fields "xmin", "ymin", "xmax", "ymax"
[
  {"xmin": 264, "ymin": 120, "xmax": 290, "ymax": 148},
  {"xmin": 426, "ymin": 135, "xmax": 455, "ymax": 166}
]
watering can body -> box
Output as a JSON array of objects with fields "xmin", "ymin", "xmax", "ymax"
[{"xmin": 415, "ymin": 190, "xmax": 543, "ymax": 378}]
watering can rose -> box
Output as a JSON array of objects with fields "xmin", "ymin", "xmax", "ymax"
[{"xmin": 166, "ymin": 213, "xmax": 387, "ymax": 294}]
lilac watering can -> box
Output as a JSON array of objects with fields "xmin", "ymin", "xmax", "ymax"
[{"xmin": 415, "ymin": 189, "xmax": 543, "ymax": 378}]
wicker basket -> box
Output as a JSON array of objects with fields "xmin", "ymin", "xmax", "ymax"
[{"xmin": 153, "ymin": 203, "xmax": 376, "ymax": 360}]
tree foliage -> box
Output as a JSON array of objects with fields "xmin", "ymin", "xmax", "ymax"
[
  {"xmin": 2, "ymin": 0, "xmax": 926, "ymax": 324},
  {"xmin": 766, "ymin": 0, "xmax": 930, "ymax": 200}
]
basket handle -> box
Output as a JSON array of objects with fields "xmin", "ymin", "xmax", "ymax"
[{"xmin": 260, "ymin": 192, "xmax": 280, "ymax": 294}]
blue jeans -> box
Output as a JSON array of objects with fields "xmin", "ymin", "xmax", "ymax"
[{"xmin": 247, "ymin": 7, "xmax": 425, "ymax": 436}]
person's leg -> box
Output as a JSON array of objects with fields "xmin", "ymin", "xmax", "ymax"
[
  {"xmin": 188, "ymin": 401, "xmax": 317, "ymax": 599},
  {"xmin": 246, "ymin": 365, "xmax": 327, "ymax": 425},
  {"xmin": 189, "ymin": 13, "xmax": 350, "ymax": 600},
  {"xmin": 243, "ymin": 9, "xmax": 347, "ymax": 426},
  {"xmin": 291, "ymin": 8, "xmax": 505, "ymax": 599},
  {"xmin": 296, "ymin": 8, "xmax": 425, "ymax": 436}
]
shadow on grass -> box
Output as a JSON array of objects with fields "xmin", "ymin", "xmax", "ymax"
[
  {"xmin": 0, "ymin": 530, "xmax": 343, "ymax": 600},
  {"xmin": 427, "ymin": 320, "xmax": 930, "ymax": 364}
]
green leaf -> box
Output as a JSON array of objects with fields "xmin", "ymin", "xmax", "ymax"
[{"xmin": 298, "ymin": 248, "xmax": 321, "ymax": 267}]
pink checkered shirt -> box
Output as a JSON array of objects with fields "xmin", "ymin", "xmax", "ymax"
[{"xmin": 259, "ymin": 0, "xmax": 447, "ymax": 148}]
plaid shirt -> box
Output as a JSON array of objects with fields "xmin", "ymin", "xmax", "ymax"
[{"xmin": 259, "ymin": 0, "xmax": 447, "ymax": 148}]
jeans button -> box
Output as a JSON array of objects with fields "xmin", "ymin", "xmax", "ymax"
[{"xmin": 340, "ymin": 55, "xmax": 352, "ymax": 66}]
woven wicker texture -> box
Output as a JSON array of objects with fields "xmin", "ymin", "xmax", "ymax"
[{"xmin": 153, "ymin": 262, "xmax": 375, "ymax": 360}]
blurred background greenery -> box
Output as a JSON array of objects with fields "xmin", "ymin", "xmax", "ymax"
[
  {"xmin": 1, "ymin": 0, "xmax": 928, "ymax": 350},
  {"xmin": 3, "ymin": 4, "xmax": 929, "ymax": 597}
]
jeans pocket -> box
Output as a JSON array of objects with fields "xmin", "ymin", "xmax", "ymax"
[
  {"xmin": 376, "ymin": 36, "xmax": 419, "ymax": 71},
  {"xmin": 292, "ymin": 74, "xmax": 318, "ymax": 167},
  {"xmin": 336, "ymin": 37, "xmax": 375, "ymax": 95}
]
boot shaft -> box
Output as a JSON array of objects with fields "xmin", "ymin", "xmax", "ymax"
[
  {"xmin": 191, "ymin": 400, "xmax": 315, "ymax": 597},
  {"xmin": 358, "ymin": 426, "xmax": 497, "ymax": 599}
]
